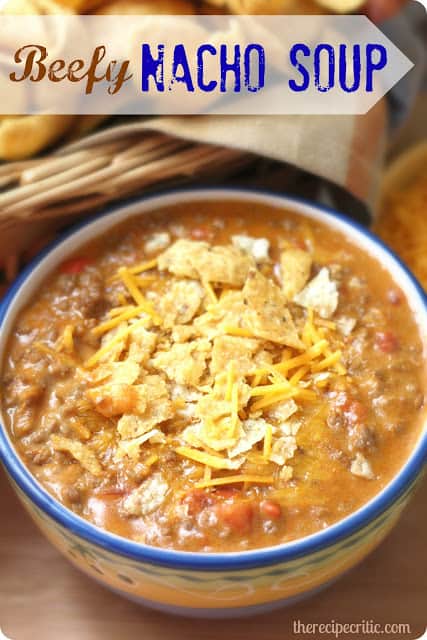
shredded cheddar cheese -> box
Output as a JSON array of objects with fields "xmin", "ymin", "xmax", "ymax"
[
  {"xmin": 225, "ymin": 360, "xmax": 235, "ymax": 402},
  {"xmin": 60, "ymin": 325, "xmax": 75, "ymax": 353},
  {"xmin": 263, "ymin": 424, "xmax": 273, "ymax": 459},
  {"xmin": 196, "ymin": 475, "xmax": 275, "ymax": 489},
  {"xmin": 108, "ymin": 305, "xmax": 135, "ymax": 317},
  {"xmin": 118, "ymin": 267, "xmax": 148, "ymax": 306},
  {"xmin": 176, "ymin": 447, "xmax": 242, "ymax": 470},
  {"xmin": 311, "ymin": 350, "xmax": 343, "ymax": 373},
  {"xmin": 203, "ymin": 280, "xmax": 218, "ymax": 304},
  {"xmin": 289, "ymin": 366, "xmax": 310, "ymax": 385},
  {"xmin": 92, "ymin": 305, "xmax": 147, "ymax": 336},
  {"xmin": 223, "ymin": 325, "xmax": 255, "ymax": 338},
  {"xmin": 128, "ymin": 258, "xmax": 158, "ymax": 274},
  {"xmin": 84, "ymin": 318, "xmax": 148, "ymax": 368},
  {"xmin": 230, "ymin": 383, "xmax": 240, "ymax": 433}
]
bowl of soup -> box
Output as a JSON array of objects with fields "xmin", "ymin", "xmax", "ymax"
[{"xmin": 0, "ymin": 189, "xmax": 426, "ymax": 617}]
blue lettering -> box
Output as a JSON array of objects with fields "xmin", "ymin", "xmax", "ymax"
[
  {"xmin": 289, "ymin": 43, "xmax": 310, "ymax": 92},
  {"xmin": 244, "ymin": 44, "xmax": 265, "ymax": 93},
  {"xmin": 170, "ymin": 44, "xmax": 194, "ymax": 92},
  {"xmin": 197, "ymin": 44, "xmax": 217, "ymax": 92},
  {"xmin": 141, "ymin": 43, "xmax": 164, "ymax": 92},
  {"xmin": 220, "ymin": 44, "xmax": 241, "ymax": 93},
  {"xmin": 314, "ymin": 44, "xmax": 335, "ymax": 93},
  {"xmin": 366, "ymin": 44, "xmax": 387, "ymax": 92},
  {"xmin": 339, "ymin": 43, "xmax": 361, "ymax": 93}
]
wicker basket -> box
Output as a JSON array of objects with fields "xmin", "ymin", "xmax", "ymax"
[{"xmin": 0, "ymin": 119, "xmax": 270, "ymax": 293}]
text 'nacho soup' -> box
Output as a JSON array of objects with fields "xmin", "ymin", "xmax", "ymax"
[{"xmin": 2, "ymin": 200, "xmax": 425, "ymax": 552}]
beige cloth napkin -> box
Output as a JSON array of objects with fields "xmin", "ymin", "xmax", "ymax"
[
  {"xmin": 65, "ymin": 107, "xmax": 387, "ymax": 207},
  {"xmin": 0, "ymin": 106, "xmax": 387, "ymax": 272}
]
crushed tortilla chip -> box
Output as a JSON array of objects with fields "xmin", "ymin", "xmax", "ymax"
[
  {"xmin": 122, "ymin": 473, "xmax": 169, "ymax": 516},
  {"xmin": 231, "ymin": 235, "xmax": 270, "ymax": 262},
  {"xmin": 269, "ymin": 435, "xmax": 298, "ymax": 465},
  {"xmin": 114, "ymin": 428, "xmax": 166, "ymax": 461},
  {"xmin": 171, "ymin": 325, "xmax": 197, "ymax": 343},
  {"xmin": 158, "ymin": 279, "xmax": 204, "ymax": 328},
  {"xmin": 280, "ymin": 248, "xmax": 312, "ymax": 299},
  {"xmin": 87, "ymin": 383, "xmax": 144, "ymax": 418},
  {"xmin": 51, "ymin": 435, "xmax": 102, "ymax": 476},
  {"xmin": 151, "ymin": 339, "xmax": 211, "ymax": 386},
  {"xmin": 350, "ymin": 452, "xmax": 375, "ymax": 479},
  {"xmin": 279, "ymin": 465, "xmax": 294, "ymax": 483},
  {"xmin": 242, "ymin": 270, "xmax": 303, "ymax": 348},
  {"xmin": 228, "ymin": 418, "xmax": 269, "ymax": 458},
  {"xmin": 88, "ymin": 359, "xmax": 140, "ymax": 387},
  {"xmin": 278, "ymin": 418, "xmax": 301, "ymax": 437},
  {"xmin": 294, "ymin": 267, "xmax": 338, "ymax": 319},
  {"xmin": 193, "ymin": 290, "xmax": 248, "ymax": 340},
  {"xmin": 211, "ymin": 335, "xmax": 261, "ymax": 376},
  {"xmin": 107, "ymin": 375, "xmax": 173, "ymax": 439},
  {"xmin": 144, "ymin": 232, "xmax": 171, "ymax": 254},
  {"xmin": 128, "ymin": 327, "xmax": 158, "ymax": 364},
  {"xmin": 158, "ymin": 239, "xmax": 254, "ymax": 286},
  {"xmin": 267, "ymin": 399, "xmax": 298, "ymax": 423}
]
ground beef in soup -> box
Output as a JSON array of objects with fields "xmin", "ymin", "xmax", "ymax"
[{"xmin": 1, "ymin": 200, "xmax": 425, "ymax": 552}]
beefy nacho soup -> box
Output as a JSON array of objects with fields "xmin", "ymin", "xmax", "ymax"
[{"xmin": 2, "ymin": 201, "xmax": 425, "ymax": 552}]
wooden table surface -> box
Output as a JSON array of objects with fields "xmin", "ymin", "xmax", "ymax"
[{"xmin": 0, "ymin": 468, "xmax": 425, "ymax": 640}]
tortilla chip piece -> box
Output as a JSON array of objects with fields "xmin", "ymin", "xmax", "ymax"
[
  {"xmin": 228, "ymin": 418, "xmax": 269, "ymax": 458},
  {"xmin": 193, "ymin": 290, "xmax": 248, "ymax": 340},
  {"xmin": 114, "ymin": 428, "xmax": 166, "ymax": 461},
  {"xmin": 280, "ymin": 248, "xmax": 312, "ymax": 300},
  {"xmin": 144, "ymin": 232, "xmax": 171, "ymax": 254},
  {"xmin": 122, "ymin": 472, "xmax": 169, "ymax": 517},
  {"xmin": 117, "ymin": 414, "xmax": 153, "ymax": 440},
  {"xmin": 158, "ymin": 279, "xmax": 204, "ymax": 328},
  {"xmin": 277, "ymin": 418, "xmax": 301, "ymax": 437},
  {"xmin": 171, "ymin": 325, "xmax": 197, "ymax": 343},
  {"xmin": 293, "ymin": 267, "xmax": 338, "ymax": 319},
  {"xmin": 211, "ymin": 335, "xmax": 261, "ymax": 376},
  {"xmin": 269, "ymin": 435, "xmax": 298, "ymax": 465},
  {"xmin": 232, "ymin": 235, "xmax": 270, "ymax": 262},
  {"xmin": 128, "ymin": 327, "xmax": 157, "ymax": 364},
  {"xmin": 135, "ymin": 375, "xmax": 174, "ymax": 432},
  {"xmin": 351, "ymin": 452, "xmax": 375, "ymax": 479},
  {"xmin": 242, "ymin": 270, "xmax": 303, "ymax": 348},
  {"xmin": 117, "ymin": 375, "xmax": 174, "ymax": 439},
  {"xmin": 279, "ymin": 465, "xmax": 294, "ymax": 483},
  {"xmin": 87, "ymin": 383, "xmax": 144, "ymax": 418},
  {"xmin": 267, "ymin": 399, "xmax": 298, "ymax": 423},
  {"xmin": 89, "ymin": 359, "xmax": 140, "ymax": 387},
  {"xmin": 158, "ymin": 239, "xmax": 254, "ymax": 286},
  {"xmin": 51, "ymin": 435, "xmax": 102, "ymax": 476},
  {"xmin": 152, "ymin": 339, "xmax": 211, "ymax": 386},
  {"xmin": 96, "ymin": 322, "xmax": 129, "ymax": 364},
  {"xmin": 193, "ymin": 373, "xmax": 252, "ymax": 450}
]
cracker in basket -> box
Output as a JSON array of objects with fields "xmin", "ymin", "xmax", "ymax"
[
  {"xmin": 315, "ymin": 0, "xmax": 366, "ymax": 11},
  {"xmin": 0, "ymin": 115, "xmax": 75, "ymax": 161},
  {"xmin": 202, "ymin": 0, "xmax": 327, "ymax": 14},
  {"xmin": 96, "ymin": 0, "xmax": 195, "ymax": 14}
]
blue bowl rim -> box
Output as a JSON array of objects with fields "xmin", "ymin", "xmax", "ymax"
[{"xmin": 0, "ymin": 186, "xmax": 426, "ymax": 572}]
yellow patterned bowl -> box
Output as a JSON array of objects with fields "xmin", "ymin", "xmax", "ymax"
[{"xmin": 1, "ymin": 189, "xmax": 426, "ymax": 617}]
